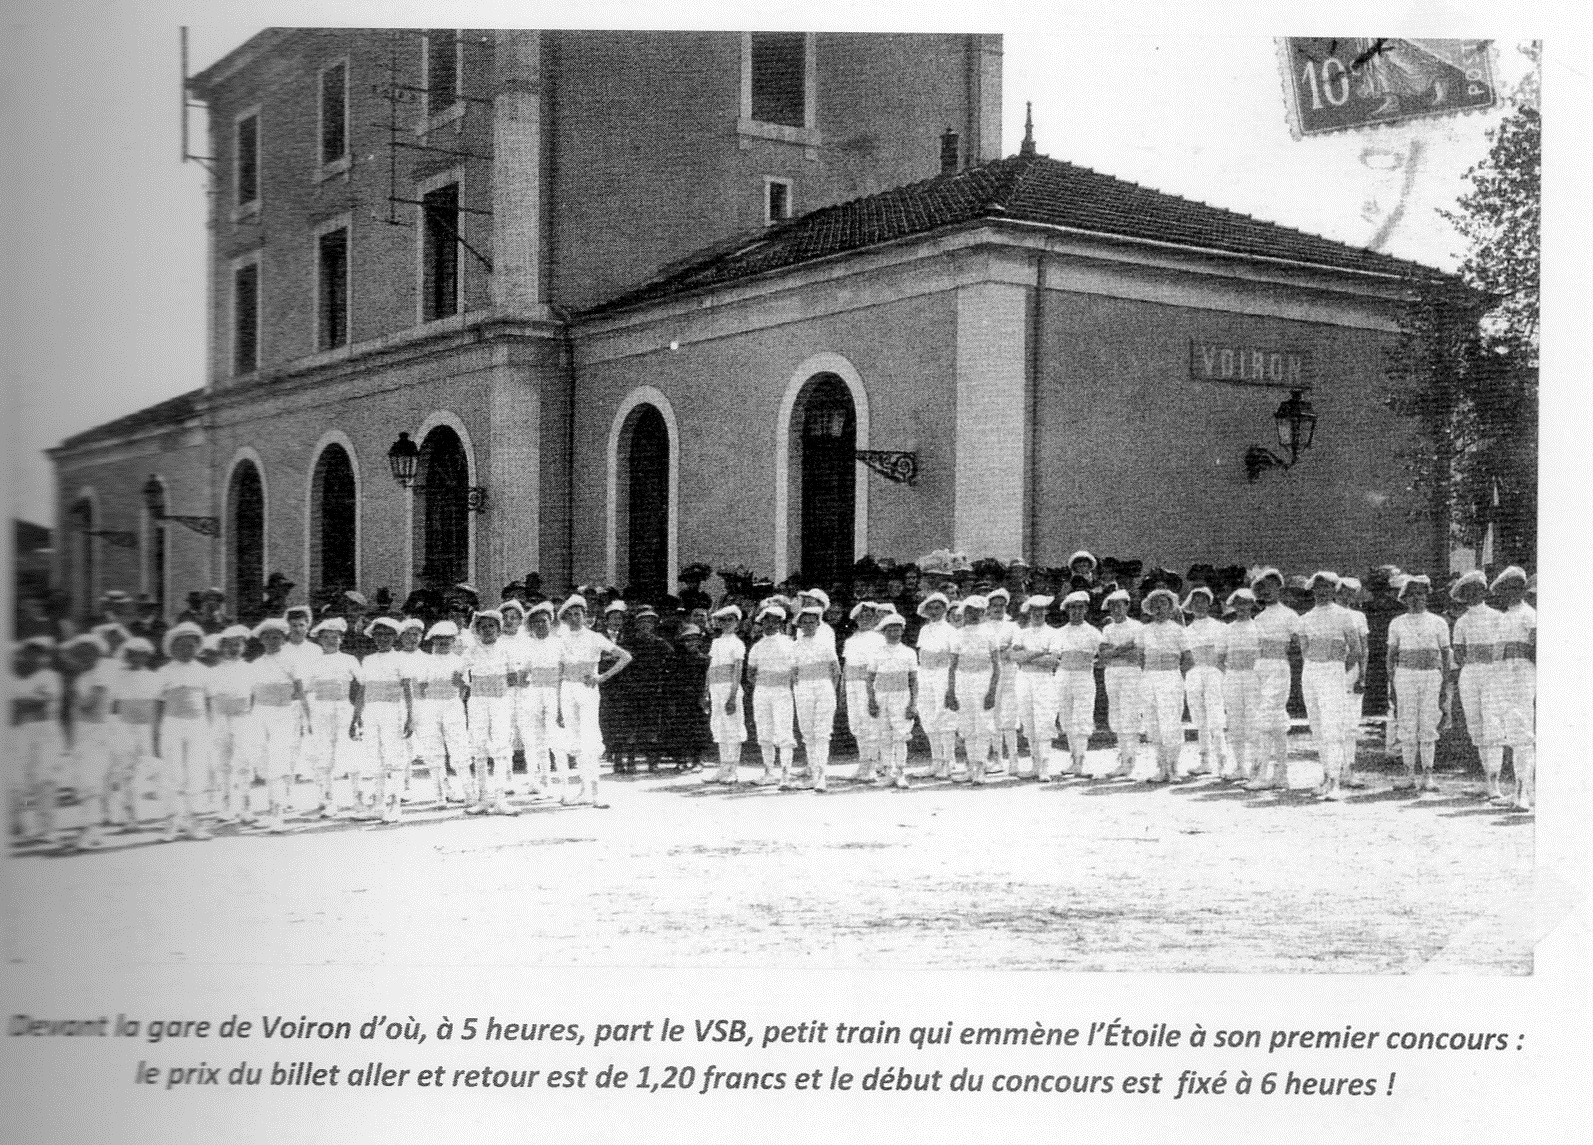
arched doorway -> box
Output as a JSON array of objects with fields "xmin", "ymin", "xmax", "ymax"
[
  {"xmin": 416, "ymin": 426, "xmax": 469, "ymax": 590},
  {"xmin": 794, "ymin": 373, "xmax": 857, "ymax": 587},
  {"xmin": 620, "ymin": 404, "xmax": 669, "ymax": 600},
  {"xmin": 228, "ymin": 461, "xmax": 265, "ymax": 623},
  {"xmin": 310, "ymin": 445, "xmax": 357, "ymax": 601}
]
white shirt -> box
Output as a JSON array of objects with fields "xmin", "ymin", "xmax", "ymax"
[
  {"xmin": 250, "ymin": 650, "xmax": 303, "ymax": 708},
  {"xmin": 1054, "ymin": 622, "xmax": 1105, "ymax": 672},
  {"xmin": 1140, "ymin": 619, "xmax": 1187, "ymax": 672},
  {"xmin": 156, "ymin": 660, "xmax": 211, "ymax": 720},
  {"xmin": 1101, "ymin": 616, "xmax": 1145, "ymax": 670},
  {"xmin": 1298, "ymin": 601, "xmax": 1361, "ymax": 665},
  {"xmin": 1221, "ymin": 618, "xmax": 1261, "ymax": 672},
  {"xmin": 300, "ymin": 649, "xmax": 362, "ymax": 704},
  {"xmin": 1451, "ymin": 603, "xmax": 1500, "ymax": 667},
  {"xmin": 747, "ymin": 632, "xmax": 796, "ymax": 688},
  {"xmin": 915, "ymin": 619, "xmax": 956, "ymax": 674},
  {"xmin": 463, "ymin": 641, "xmax": 515, "ymax": 699},
  {"xmin": 12, "ymin": 668, "xmax": 62, "ymax": 724},
  {"xmin": 208, "ymin": 659, "xmax": 258, "ymax": 718},
  {"xmin": 1254, "ymin": 603, "xmax": 1301, "ymax": 663},
  {"xmin": 414, "ymin": 650, "xmax": 465, "ymax": 703},
  {"xmin": 360, "ymin": 649, "xmax": 412, "ymax": 705},
  {"xmin": 707, "ymin": 632, "xmax": 746, "ymax": 689},
  {"xmin": 74, "ymin": 662, "xmax": 115, "ymax": 722},
  {"xmin": 1183, "ymin": 617, "xmax": 1227, "ymax": 669},
  {"xmin": 792, "ymin": 631, "xmax": 839, "ymax": 684},
  {"xmin": 842, "ymin": 630, "xmax": 883, "ymax": 682},
  {"xmin": 870, "ymin": 642, "xmax": 919, "ymax": 694},
  {"xmin": 558, "ymin": 628, "xmax": 621, "ymax": 686},
  {"xmin": 1387, "ymin": 611, "xmax": 1452, "ymax": 672},
  {"xmin": 1496, "ymin": 602, "xmax": 1535, "ymax": 665},
  {"xmin": 1010, "ymin": 623, "xmax": 1058, "ymax": 673},
  {"xmin": 520, "ymin": 633, "xmax": 564, "ymax": 688},
  {"xmin": 951, "ymin": 624, "xmax": 999, "ymax": 678}
]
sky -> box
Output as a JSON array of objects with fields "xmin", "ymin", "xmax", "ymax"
[{"xmin": 2, "ymin": 3, "xmax": 1543, "ymax": 528}]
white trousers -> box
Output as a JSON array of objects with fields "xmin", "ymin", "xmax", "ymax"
[
  {"xmin": 210, "ymin": 712, "xmax": 259, "ymax": 816},
  {"xmin": 1184, "ymin": 665, "xmax": 1227, "ymax": 765},
  {"xmin": 1301, "ymin": 664, "xmax": 1347, "ymax": 779},
  {"xmin": 1393, "ymin": 668, "xmax": 1442, "ymax": 746},
  {"xmin": 953, "ymin": 673, "xmax": 992, "ymax": 770},
  {"xmin": 794, "ymin": 680, "xmax": 836, "ymax": 783},
  {"xmin": 1015, "ymin": 670, "xmax": 1057, "ymax": 775},
  {"xmin": 709, "ymin": 683, "xmax": 747, "ymax": 746},
  {"xmin": 416, "ymin": 697, "xmax": 470, "ymax": 798},
  {"xmin": 72, "ymin": 720, "xmax": 115, "ymax": 822},
  {"xmin": 1494, "ymin": 660, "xmax": 1535, "ymax": 750},
  {"xmin": 991, "ymin": 664, "xmax": 1020, "ymax": 733},
  {"xmin": 558, "ymin": 681, "xmax": 603, "ymax": 773},
  {"xmin": 1104, "ymin": 667, "xmax": 1144, "ymax": 752},
  {"xmin": 516, "ymin": 687, "xmax": 559, "ymax": 783},
  {"xmin": 1256, "ymin": 661, "xmax": 1292, "ymax": 735},
  {"xmin": 753, "ymin": 686, "xmax": 796, "ymax": 749},
  {"xmin": 159, "ymin": 716, "xmax": 209, "ymax": 821},
  {"xmin": 1457, "ymin": 664, "xmax": 1501, "ymax": 748},
  {"xmin": 1223, "ymin": 671, "xmax": 1261, "ymax": 773},
  {"xmin": 1054, "ymin": 669, "xmax": 1096, "ymax": 751},
  {"xmin": 844, "ymin": 679, "xmax": 879, "ymax": 761},
  {"xmin": 13, "ymin": 721, "xmax": 62, "ymax": 836},
  {"xmin": 362, "ymin": 702, "xmax": 408, "ymax": 778},
  {"xmin": 1142, "ymin": 670, "xmax": 1185, "ymax": 753},
  {"xmin": 306, "ymin": 699, "xmax": 354, "ymax": 787}
]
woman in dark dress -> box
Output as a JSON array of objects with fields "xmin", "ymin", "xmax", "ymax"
[
  {"xmin": 668, "ymin": 624, "xmax": 712, "ymax": 770},
  {"xmin": 622, "ymin": 607, "xmax": 676, "ymax": 770},
  {"xmin": 598, "ymin": 602, "xmax": 634, "ymax": 771}
]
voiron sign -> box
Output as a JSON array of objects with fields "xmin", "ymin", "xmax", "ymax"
[{"xmin": 1189, "ymin": 341, "xmax": 1314, "ymax": 389}]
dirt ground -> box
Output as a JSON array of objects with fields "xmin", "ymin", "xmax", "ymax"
[{"xmin": 5, "ymin": 730, "xmax": 1532, "ymax": 975}]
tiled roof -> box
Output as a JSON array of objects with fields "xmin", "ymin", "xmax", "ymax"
[
  {"xmin": 585, "ymin": 151, "xmax": 1455, "ymax": 315},
  {"xmin": 54, "ymin": 388, "xmax": 204, "ymax": 453}
]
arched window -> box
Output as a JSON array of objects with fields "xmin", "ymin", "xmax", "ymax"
[
  {"xmin": 415, "ymin": 426, "xmax": 469, "ymax": 589},
  {"xmin": 227, "ymin": 460, "xmax": 266, "ymax": 623},
  {"xmin": 616, "ymin": 404, "xmax": 669, "ymax": 600},
  {"xmin": 67, "ymin": 496, "xmax": 96, "ymax": 621},
  {"xmin": 793, "ymin": 373, "xmax": 857, "ymax": 587},
  {"xmin": 309, "ymin": 444, "xmax": 358, "ymax": 602}
]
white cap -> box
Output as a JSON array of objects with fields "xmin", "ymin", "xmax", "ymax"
[
  {"xmin": 755, "ymin": 605, "xmax": 786, "ymax": 623},
  {"xmin": 252, "ymin": 618, "xmax": 290, "ymax": 638},
  {"xmin": 1142, "ymin": 587, "xmax": 1179, "ymax": 612},
  {"xmin": 712, "ymin": 604, "xmax": 743, "ymax": 623},
  {"xmin": 986, "ymin": 587, "xmax": 1011, "ymax": 604},
  {"xmin": 527, "ymin": 601, "xmax": 556, "ymax": 619},
  {"xmin": 1063, "ymin": 590, "xmax": 1091, "ymax": 607},
  {"xmin": 365, "ymin": 616, "xmax": 403, "ymax": 637},
  {"xmin": 499, "ymin": 598, "xmax": 528, "ymax": 616},
  {"xmin": 220, "ymin": 624, "xmax": 252, "ymax": 641},
  {"xmin": 962, "ymin": 594, "xmax": 988, "ymax": 611},
  {"xmin": 797, "ymin": 604, "xmax": 824, "ymax": 619},
  {"xmin": 1397, "ymin": 574, "xmax": 1432, "ymax": 600},
  {"xmin": 605, "ymin": 599, "xmax": 629, "ymax": 614},
  {"xmin": 121, "ymin": 636, "xmax": 155, "ymax": 656},
  {"xmin": 162, "ymin": 620, "xmax": 206, "ymax": 656},
  {"xmin": 1019, "ymin": 595, "xmax": 1054, "ymax": 613},
  {"xmin": 874, "ymin": 613, "xmax": 907, "ymax": 632},
  {"xmin": 1224, "ymin": 587, "xmax": 1258, "ymax": 613},
  {"xmin": 916, "ymin": 591, "xmax": 950, "ymax": 618},
  {"xmin": 1250, "ymin": 567, "xmax": 1284, "ymax": 588},
  {"xmin": 1104, "ymin": 588, "xmax": 1132, "ymax": 606},
  {"xmin": 472, "ymin": 608, "xmax": 504, "ymax": 627},
  {"xmin": 1489, "ymin": 565, "xmax": 1528, "ymax": 592},
  {"xmin": 1307, "ymin": 570, "xmax": 1341, "ymax": 590},
  {"xmin": 558, "ymin": 594, "xmax": 588, "ymax": 619},
  {"xmin": 426, "ymin": 620, "xmax": 460, "ymax": 640},
  {"xmin": 1068, "ymin": 550, "xmax": 1098, "ymax": 570},
  {"xmin": 399, "ymin": 617, "xmax": 426, "ymax": 632},
  {"xmin": 848, "ymin": 600, "xmax": 876, "ymax": 621},
  {"xmin": 801, "ymin": 588, "xmax": 831, "ymax": 611},
  {"xmin": 309, "ymin": 616, "xmax": 347, "ymax": 638}
]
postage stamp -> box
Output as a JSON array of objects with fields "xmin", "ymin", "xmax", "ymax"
[{"xmin": 1279, "ymin": 38, "xmax": 1497, "ymax": 137}]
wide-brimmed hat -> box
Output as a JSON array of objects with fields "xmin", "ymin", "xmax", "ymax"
[
  {"xmin": 1337, "ymin": 576, "xmax": 1367, "ymax": 602},
  {"xmin": 1181, "ymin": 586, "xmax": 1215, "ymax": 610},
  {"xmin": 162, "ymin": 620, "xmax": 206, "ymax": 656},
  {"xmin": 755, "ymin": 605, "xmax": 785, "ymax": 623},
  {"xmin": 987, "ymin": 587, "xmax": 1011, "ymax": 605},
  {"xmin": 472, "ymin": 608, "xmax": 504, "ymax": 627},
  {"xmin": 848, "ymin": 600, "xmax": 877, "ymax": 621},
  {"xmin": 1019, "ymin": 594, "xmax": 1054, "ymax": 613},
  {"xmin": 399, "ymin": 617, "xmax": 426, "ymax": 632},
  {"xmin": 800, "ymin": 588, "xmax": 831, "ymax": 611},
  {"xmin": 1142, "ymin": 587, "xmax": 1179, "ymax": 612},
  {"xmin": 499, "ymin": 598, "xmax": 528, "ymax": 616}
]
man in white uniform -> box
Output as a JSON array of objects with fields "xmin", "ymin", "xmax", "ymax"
[
  {"xmin": 358, "ymin": 617, "xmax": 414, "ymax": 823},
  {"xmin": 1449, "ymin": 570, "xmax": 1505, "ymax": 800},
  {"xmin": 153, "ymin": 621, "xmax": 213, "ymax": 842},
  {"xmin": 1099, "ymin": 589, "xmax": 1145, "ymax": 780},
  {"xmin": 1139, "ymin": 588, "xmax": 1188, "ymax": 784},
  {"xmin": 842, "ymin": 602, "xmax": 884, "ymax": 782},
  {"xmin": 1298, "ymin": 571, "xmax": 1364, "ymax": 802},
  {"xmin": 248, "ymin": 619, "xmax": 309, "ymax": 833},
  {"xmin": 948, "ymin": 595, "xmax": 999, "ymax": 784},
  {"xmin": 414, "ymin": 621, "xmax": 469, "ymax": 805},
  {"xmin": 1489, "ymin": 566, "xmax": 1535, "ymax": 811},
  {"xmin": 1386, "ymin": 575, "xmax": 1453, "ymax": 794},
  {"xmin": 867, "ymin": 613, "xmax": 920, "ymax": 788},
  {"xmin": 983, "ymin": 588, "xmax": 1022, "ymax": 775},
  {"xmin": 396, "ymin": 618, "xmax": 427, "ymax": 798},
  {"xmin": 517, "ymin": 602, "xmax": 562, "ymax": 797},
  {"xmin": 1054, "ymin": 591, "xmax": 1104, "ymax": 777},
  {"xmin": 1250, "ymin": 568, "xmax": 1301, "ymax": 791},
  {"xmin": 108, "ymin": 637, "xmax": 160, "ymax": 828},
  {"xmin": 1009, "ymin": 596, "xmax": 1059, "ymax": 781},
  {"xmin": 63, "ymin": 634, "xmax": 115, "ymax": 848},
  {"xmin": 1336, "ymin": 577, "xmax": 1371, "ymax": 788},
  {"xmin": 301, "ymin": 617, "xmax": 363, "ymax": 817},
  {"xmin": 746, "ymin": 605, "xmax": 798, "ymax": 785},
  {"xmin": 1181, "ymin": 587, "xmax": 1229, "ymax": 779},
  {"xmin": 11, "ymin": 636, "xmax": 64, "ymax": 844},
  {"xmin": 555, "ymin": 596, "xmax": 630, "ymax": 807},
  {"xmin": 463, "ymin": 610, "xmax": 518, "ymax": 815},
  {"xmin": 705, "ymin": 605, "xmax": 748, "ymax": 783},
  {"xmin": 207, "ymin": 625, "xmax": 260, "ymax": 826},
  {"xmin": 1222, "ymin": 589, "xmax": 1262, "ymax": 784},
  {"xmin": 792, "ymin": 605, "xmax": 840, "ymax": 791},
  {"xmin": 913, "ymin": 593, "xmax": 957, "ymax": 778}
]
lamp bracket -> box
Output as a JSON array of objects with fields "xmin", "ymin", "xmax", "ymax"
[{"xmin": 855, "ymin": 449, "xmax": 918, "ymax": 486}]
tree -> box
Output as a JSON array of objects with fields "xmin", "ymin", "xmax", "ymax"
[{"xmin": 1386, "ymin": 44, "xmax": 1539, "ymax": 570}]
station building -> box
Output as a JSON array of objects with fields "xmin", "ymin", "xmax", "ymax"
[{"xmin": 49, "ymin": 27, "xmax": 1453, "ymax": 622}]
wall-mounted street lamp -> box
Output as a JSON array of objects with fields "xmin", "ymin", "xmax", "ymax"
[
  {"xmin": 66, "ymin": 501, "xmax": 138, "ymax": 549},
  {"xmin": 1244, "ymin": 389, "xmax": 1318, "ymax": 482},
  {"xmin": 387, "ymin": 431, "xmax": 488, "ymax": 511},
  {"xmin": 142, "ymin": 474, "xmax": 220, "ymax": 536}
]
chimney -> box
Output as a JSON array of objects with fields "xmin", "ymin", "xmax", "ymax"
[
  {"xmin": 940, "ymin": 127, "xmax": 960, "ymax": 173},
  {"xmin": 1019, "ymin": 102, "xmax": 1036, "ymax": 158}
]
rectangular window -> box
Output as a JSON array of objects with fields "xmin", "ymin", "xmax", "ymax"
[
  {"xmin": 233, "ymin": 261, "xmax": 260, "ymax": 375},
  {"xmin": 425, "ymin": 30, "xmax": 460, "ymax": 118},
  {"xmin": 765, "ymin": 178, "xmax": 792, "ymax": 225},
  {"xmin": 235, "ymin": 113, "xmax": 259, "ymax": 209},
  {"xmin": 421, "ymin": 183, "xmax": 460, "ymax": 321},
  {"xmin": 317, "ymin": 227, "xmax": 349, "ymax": 349},
  {"xmin": 751, "ymin": 33, "xmax": 806, "ymax": 127},
  {"xmin": 319, "ymin": 61, "xmax": 347, "ymax": 166}
]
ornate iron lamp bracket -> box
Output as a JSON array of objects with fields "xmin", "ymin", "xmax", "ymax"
[{"xmin": 855, "ymin": 450, "xmax": 918, "ymax": 486}]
